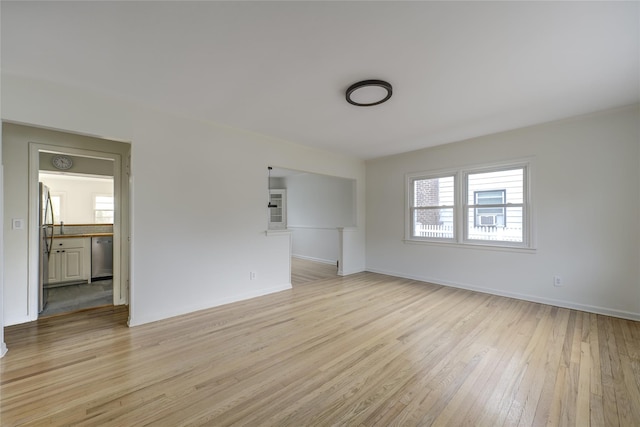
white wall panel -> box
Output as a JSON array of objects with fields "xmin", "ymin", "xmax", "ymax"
[
  {"xmin": 286, "ymin": 172, "xmax": 355, "ymax": 263},
  {"xmin": 290, "ymin": 227, "xmax": 339, "ymax": 264}
]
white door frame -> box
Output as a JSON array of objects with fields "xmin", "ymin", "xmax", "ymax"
[{"xmin": 28, "ymin": 142, "xmax": 128, "ymax": 320}]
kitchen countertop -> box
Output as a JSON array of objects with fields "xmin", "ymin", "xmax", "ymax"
[{"xmin": 53, "ymin": 233, "xmax": 114, "ymax": 239}]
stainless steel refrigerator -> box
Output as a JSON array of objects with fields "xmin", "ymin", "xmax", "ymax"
[{"xmin": 39, "ymin": 183, "xmax": 54, "ymax": 313}]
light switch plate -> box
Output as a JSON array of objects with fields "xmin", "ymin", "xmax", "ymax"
[{"xmin": 12, "ymin": 219, "xmax": 25, "ymax": 230}]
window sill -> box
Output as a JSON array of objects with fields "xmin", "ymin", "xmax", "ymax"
[{"xmin": 403, "ymin": 238, "xmax": 536, "ymax": 254}]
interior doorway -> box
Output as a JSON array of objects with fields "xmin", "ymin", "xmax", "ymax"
[
  {"xmin": 269, "ymin": 167, "xmax": 356, "ymax": 284},
  {"xmin": 38, "ymin": 160, "xmax": 116, "ymax": 316},
  {"xmin": 28, "ymin": 142, "xmax": 130, "ymax": 320}
]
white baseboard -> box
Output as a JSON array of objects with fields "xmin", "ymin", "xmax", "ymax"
[
  {"xmin": 365, "ymin": 267, "xmax": 640, "ymax": 322},
  {"xmin": 128, "ymin": 283, "xmax": 292, "ymax": 327},
  {"xmin": 338, "ymin": 268, "xmax": 365, "ymax": 276},
  {"xmin": 4, "ymin": 314, "xmax": 34, "ymax": 327},
  {"xmin": 292, "ymin": 254, "xmax": 336, "ymax": 265}
]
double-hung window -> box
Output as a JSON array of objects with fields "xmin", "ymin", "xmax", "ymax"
[
  {"xmin": 409, "ymin": 174, "xmax": 456, "ymax": 240},
  {"xmin": 407, "ymin": 161, "xmax": 532, "ymax": 249},
  {"xmin": 464, "ymin": 167, "xmax": 525, "ymax": 244},
  {"xmin": 50, "ymin": 193, "xmax": 63, "ymax": 223},
  {"xmin": 94, "ymin": 194, "xmax": 114, "ymax": 224}
]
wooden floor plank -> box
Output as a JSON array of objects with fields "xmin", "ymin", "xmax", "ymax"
[
  {"xmin": 598, "ymin": 315, "xmax": 621, "ymax": 427},
  {"xmin": 2, "ymin": 263, "xmax": 640, "ymax": 426},
  {"xmin": 291, "ymin": 256, "xmax": 337, "ymax": 286}
]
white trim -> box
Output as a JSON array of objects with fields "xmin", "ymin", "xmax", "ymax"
[
  {"xmin": 402, "ymin": 239, "xmax": 537, "ymax": 254},
  {"xmin": 29, "ymin": 142, "xmax": 127, "ymax": 322},
  {"xmin": 462, "ymin": 163, "xmax": 531, "ymax": 248},
  {"xmin": 0, "ymin": 159, "xmax": 6, "ymax": 353},
  {"xmin": 288, "ymin": 225, "xmax": 339, "ymax": 230},
  {"xmin": 338, "ymin": 268, "xmax": 364, "ymax": 277},
  {"xmin": 337, "ymin": 226, "xmax": 358, "ymax": 233},
  {"xmin": 40, "ymin": 171, "xmax": 113, "ymax": 181},
  {"xmin": 365, "ymin": 267, "xmax": 640, "ymax": 322},
  {"xmin": 292, "ymin": 254, "xmax": 336, "ymax": 265},
  {"xmin": 405, "ymin": 157, "xmax": 535, "ymax": 250},
  {"xmin": 405, "ymin": 169, "xmax": 458, "ymax": 244}
]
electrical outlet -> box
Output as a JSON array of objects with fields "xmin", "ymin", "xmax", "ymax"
[
  {"xmin": 12, "ymin": 219, "xmax": 24, "ymax": 230},
  {"xmin": 250, "ymin": 272, "xmax": 256, "ymax": 280},
  {"xmin": 553, "ymin": 275, "xmax": 563, "ymax": 287}
]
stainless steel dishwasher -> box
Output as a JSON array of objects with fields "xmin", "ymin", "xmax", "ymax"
[{"xmin": 91, "ymin": 236, "xmax": 113, "ymax": 280}]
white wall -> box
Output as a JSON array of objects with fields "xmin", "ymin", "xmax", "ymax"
[
  {"xmin": 286, "ymin": 173, "xmax": 355, "ymax": 227},
  {"xmin": 286, "ymin": 172, "xmax": 355, "ymax": 264},
  {"xmin": 2, "ymin": 73, "xmax": 366, "ymax": 327},
  {"xmin": 39, "ymin": 174, "xmax": 114, "ymax": 224},
  {"xmin": 366, "ymin": 105, "xmax": 640, "ymax": 320},
  {"xmin": 289, "ymin": 227, "xmax": 339, "ymax": 265}
]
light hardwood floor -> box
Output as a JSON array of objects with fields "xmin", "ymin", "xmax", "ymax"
[
  {"xmin": 291, "ymin": 257, "xmax": 338, "ymax": 286},
  {"xmin": 2, "ymin": 270, "xmax": 640, "ymax": 426}
]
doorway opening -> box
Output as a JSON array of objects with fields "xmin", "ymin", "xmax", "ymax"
[
  {"xmin": 38, "ymin": 160, "xmax": 115, "ymax": 316},
  {"xmin": 269, "ymin": 167, "xmax": 356, "ymax": 286},
  {"xmin": 28, "ymin": 141, "xmax": 130, "ymax": 321}
]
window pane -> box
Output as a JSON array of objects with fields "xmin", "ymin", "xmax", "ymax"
[
  {"xmin": 408, "ymin": 163, "xmax": 529, "ymax": 248},
  {"xmin": 467, "ymin": 169, "xmax": 523, "ymax": 204},
  {"xmin": 94, "ymin": 195, "xmax": 114, "ymax": 223},
  {"xmin": 413, "ymin": 176, "xmax": 454, "ymax": 207},
  {"xmin": 467, "ymin": 207, "xmax": 523, "ymax": 242},
  {"xmin": 412, "ymin": 208, "xmax": 454, "ymax": 239},
  {"xmin": 50, "ymin": 195, "xmax": 61, "ymax": 222},
  {"xmin": 476, "ymin": 190, "xmax": 505, "ymax": 204},
  {"xmin": 474, "ymin": 189, "xmax": 506, "ymax": 226},
  {"xmin": 95, "ymin": 196, "xmax": 114, "ymax": 210}
]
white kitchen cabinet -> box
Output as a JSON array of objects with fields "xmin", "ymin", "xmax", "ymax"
[
  {"xmin": 268, "ymin": 189, "xmax": 287, "ymax": 230},
  {"xmin": 47, "ymin": 237, "xmax": 90, "ymax": 284},
  {"xmin": 47, "ymin": 251, "xmax": 60, "ymax": 283}
]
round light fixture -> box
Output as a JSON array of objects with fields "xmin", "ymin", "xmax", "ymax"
[{"xmin": 345, "ymin": 79, "xmax": 392, "ymax": 107}]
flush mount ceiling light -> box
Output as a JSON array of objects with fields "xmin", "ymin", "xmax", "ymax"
[{"xmin": 345, "ymin": 79, "xmax": 393, "ymax": 107}]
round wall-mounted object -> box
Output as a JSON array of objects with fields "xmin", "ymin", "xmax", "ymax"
[
  {"xmin": 346, "ymin": 80, "xmax": 393, "ymax": 107},
  {"xmin": 51, "ymin": 154, "xmax": 73, "ymax": 170}
]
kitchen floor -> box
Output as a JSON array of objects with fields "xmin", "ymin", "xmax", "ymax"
[{"xmin": 40, "ymin": 279, "xmax": 113, "ymax": 317}]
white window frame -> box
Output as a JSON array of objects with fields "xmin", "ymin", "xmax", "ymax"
[
  {"xmin": 407, "ymin": 172, "xmax": 458, "ymax": 242},
  {"xmin": 50, "ymin": 191, "xmax": 66, "ymax": 224},
  {"xmin": 405, "ymin": 159, "xmax": 534, "ymax": 251},
  {"xmin": 93, "ymin": 193, "xmax": 114, "ymax": 224}
]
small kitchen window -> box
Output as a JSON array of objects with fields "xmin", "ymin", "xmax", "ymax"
[
  {"xmin": 50, "ymin": 193, "xmax": 63, "ymax": 223},
  {"xmin": 94, "ymin": 194, "xmax": 114, "ymax": 224}
]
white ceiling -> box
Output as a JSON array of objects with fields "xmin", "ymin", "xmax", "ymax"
[{"xmin": 2, "ymin": 1, "xmax": 638, "ymax": 159}]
